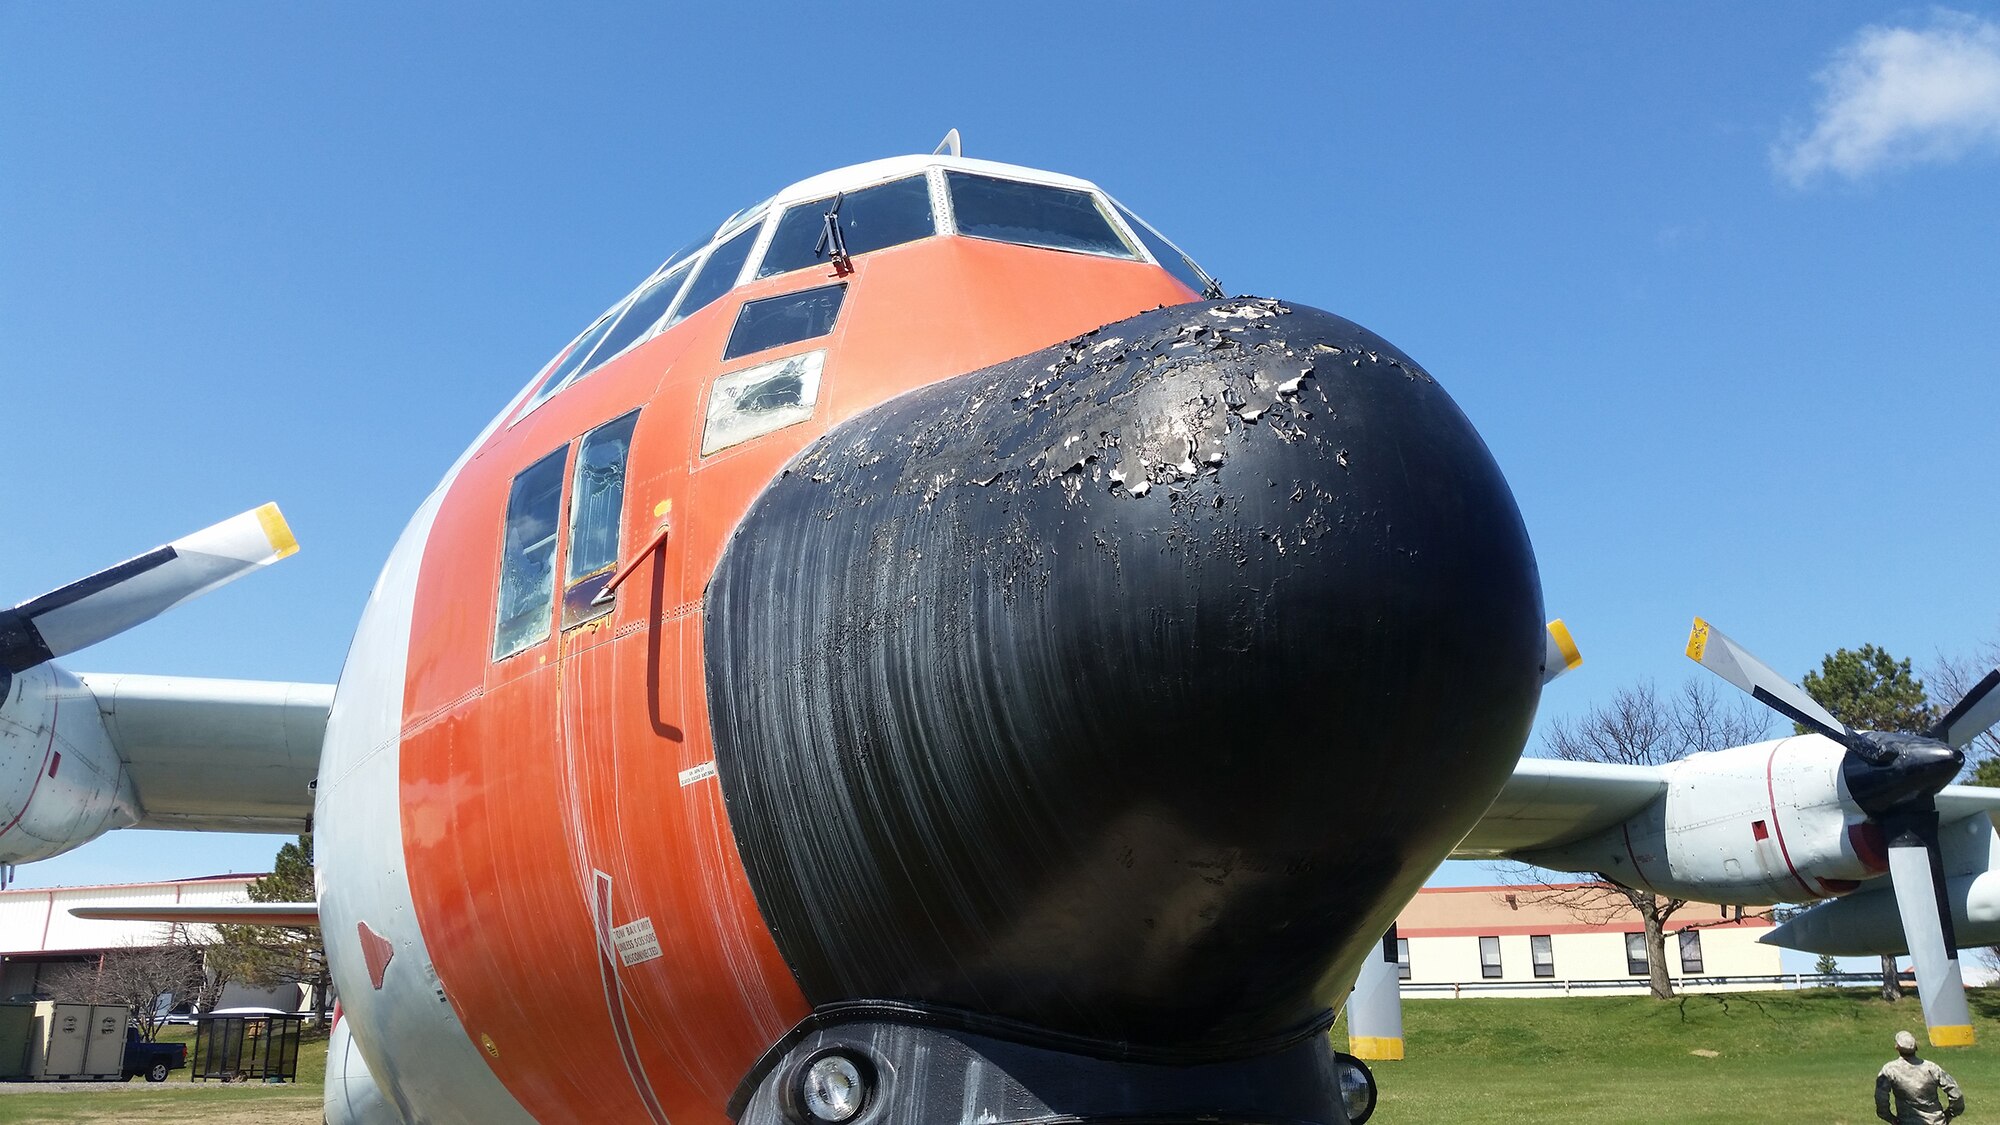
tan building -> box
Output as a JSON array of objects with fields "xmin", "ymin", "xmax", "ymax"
[
  {"xmin": 1395, "ymin": 884, "xmax": 1780, "ymax": 997},
  {"xmin": 0, "ymin": 874, "xmax": 301, "ymax": 1010}
]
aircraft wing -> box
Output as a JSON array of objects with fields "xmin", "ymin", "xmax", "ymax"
[
  {"xmin": 70, "ymin": 902, "xmax": 320, "ymax": 927},
  {"xmin": 1450, "ymin": 757, "xmax": 1668, "ymax": 858},
  {"xmin": 76, "ymin": 673, "xmax": 333, "ymax": 832},
  {"xmin": 1935, "ymin": 784, "xmax": 2000, "ymax": 825}
]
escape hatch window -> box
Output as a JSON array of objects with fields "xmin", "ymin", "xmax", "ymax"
[
  {"xmin": 493, "ymin": 446, "xmax": 570, "ymax": 660},
  {"xmin": 758, "ymin": 176, "xmax": 935, "ymax": 278},
  {"xmin": 1113, "ymin": 202, "xmax": 1215, "ymax": 297},
  {"xmin": 1530, "ymin": 934, "xmax": 1555, "ymax": 978},
  {"xmin": 1624, "ymin": 932, "xmax": 1649, "ymax": 976},
  {"xmin": 724, "ymin": 283, "xmax": 845, "ymax": 361},
  {"xmin": 665, "ymin": 223, "xmax": 761, "ymax": 330},
  {"xmin": 562, "ymin": 410, "xmax": 639, "ymax": 628},
  {"xmin": 1678, "ymin": 929, "xmax": 1704, "ymax": 974},
  {"xmin": 702, "ymin": 350, "xmax": 824, "ymax": 456},
  {"xmin": 1478, "ymin": 936, "xmax": 1502, "ymax": 979},
  {"xmin": 946, "ymin": 173, "xmax": 1140, "ymax": 260}
]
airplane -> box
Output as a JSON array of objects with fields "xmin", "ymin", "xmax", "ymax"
[
  {"xmin": 5, "ymin": 135, "xmax": 1996, "ymax": 1124},
  {"xmin": 1345, "ymin": 618, "xmax": 2000, "ymax": 1060}
]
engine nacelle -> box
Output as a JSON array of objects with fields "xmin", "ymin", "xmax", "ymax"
[
  {"xmin": 0, "ymin": 664, "xmax": 138, "ymax": 864},
  {"xmin": 325, "ymin": 1015, "xmax": 404, "ymax": 1125},
  {"xmin": 1767, "ymin": 813, "xmax": 2000, "ymax": 954},
  {"xmin": 1516, "ymin": 736, "xmax": 1884, "ymax": 905}
]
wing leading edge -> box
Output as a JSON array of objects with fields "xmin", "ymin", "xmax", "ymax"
[{"xmin": 1452, "ymin": 757, "xmax": 1668, "ymax": 858}]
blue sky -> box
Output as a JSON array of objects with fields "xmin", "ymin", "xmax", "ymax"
[{"xmin": 4, "ymin": 0, "xmax": 1999, "ymax": 934}]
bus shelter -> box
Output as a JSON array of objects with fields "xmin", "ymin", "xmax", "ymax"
[{"xmin": 191, "ymin": 1009, "xmax": 304, "ymax": 1082}]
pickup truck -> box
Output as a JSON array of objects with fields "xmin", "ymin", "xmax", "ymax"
[{"xmin": 122, "ymin": 1025, "xmax": 188, "ymax": 1082}]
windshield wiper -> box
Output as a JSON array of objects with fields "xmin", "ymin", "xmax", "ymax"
[{"xmin": 814, "ymin": 193, "xmax": 852, "ymax": 275}]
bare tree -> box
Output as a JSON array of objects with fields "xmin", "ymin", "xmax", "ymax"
[
  {"xmin": 42, "ymin": 936, "xmax": 207, "ymax": 1041},
  {"xmin": 210, "ymin": 835, "xmax": 327, "ymax": 1022},
  {"xmin": 1517, "ymin": 678, "xmax": 1768, "ymax": 999},
  {"xmin": 1933, "ymin": 633, "xmax": 2000, "ymax": 774},
  {"xmin": 164, "ymin": 922, "xmax": 231, "ymax": 1015}
]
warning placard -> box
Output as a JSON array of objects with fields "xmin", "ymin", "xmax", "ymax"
[{"xmin": 611, "ymin": 917, "xmax": 663, "ymax": 967}]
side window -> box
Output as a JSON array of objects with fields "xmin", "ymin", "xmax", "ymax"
[
  {"xmin": 562, "ymin": 411, "xmax": 639, "ymax": 626},
  {"xmin": 665, "ymin": 224, "xmax": 760, "ymax": 330},
  {"xmin": 724, "ymin": 283, "xmax": 845, "ymax": 361},
  {"xmin": 528, "ymin": 311, "xmax": 620, "ymax": 410},
  {"xmin": 1395, "ymin": 937, "xmax": 1411, "ymax": 981},
  {"xmin": 571, "ymin": 263, "xmax": 694, "ymax": 384},
  {"xmin": 1478, "ymin": 935, "xmax": 1502, "ymax": 979},
  {"xmin": 758, "ymin": 176, "xmax": 935, "ymax": 278},
  {"xmin": 1113, "ymin": 203, "xmax": 1214, "ymax": 297},
  {"xmin": 946, "ymin": 173, "xmax": 1139, "ymax": 259},
  {"xmin": 493, "ymin": 447, "xmax": 570, "ymax": 660}
]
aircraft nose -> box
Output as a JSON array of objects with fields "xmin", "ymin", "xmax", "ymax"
[{"xmin": 704, "ymin": 298, "xmax": 1544, "ymax": 1050}]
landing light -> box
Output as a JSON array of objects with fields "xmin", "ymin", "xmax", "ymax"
[
  {"xmin": 797, "ymin": 1052, "xmax": 869, "ymax": 1123},
  {"xmin": 1334, "ymin": 1052, "xmax": 1377, "ymax": 1124}
]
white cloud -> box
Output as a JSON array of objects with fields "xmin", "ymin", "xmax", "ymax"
[{"xmin": 1774, "ymin": 9, "xmax": 2000, "ymax": 186}]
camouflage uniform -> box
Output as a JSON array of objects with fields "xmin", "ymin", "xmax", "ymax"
[{"xmin": 1876, "ymin": 1054, "xmax": 1964, "ymax": 1125}]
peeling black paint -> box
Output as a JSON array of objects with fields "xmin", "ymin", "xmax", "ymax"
[{"xmin": 705, "ymin": 299, "xmax": 1544, "ymax": 1056}]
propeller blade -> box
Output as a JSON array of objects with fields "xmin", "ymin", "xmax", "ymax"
[
  {"xmin": 1931, "ymin": 668, "xmax": 2000, "ymax": 751},
  {"xmin": 1345, "ymin": 927, "xmax": 1404, "ymax": 1061},
  {"xmin": 1542, "ymin": 619, "xmax": 1582, "ymax": 686},
  {"xmin": 0, "ymin": 503, "xmax": 298, "ymax": 674},
  {"xmin": 1884, "ymin": 812, "xmax": 1976, "ymax": 1047},
  {"xmin": 1685, "ymin": 618, "xmax": 1850, "ymax": 742}
]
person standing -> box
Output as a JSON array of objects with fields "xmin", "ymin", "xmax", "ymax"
[{"xmin": 1877, "ymin": 1030, "xmax": 1965, "ymax": 1125}]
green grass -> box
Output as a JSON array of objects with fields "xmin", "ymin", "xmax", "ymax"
[
  {"xmin": 1343, "ymin": 987, "xmax": 2000, "ymax": 1124},
  {"xmin": 6, "ymin": 993, "xmax": 1993, "ymax": 1123},
  {"xmin": 0, "ymin": 1029, "xmax": 328, "ymax": 1124}
]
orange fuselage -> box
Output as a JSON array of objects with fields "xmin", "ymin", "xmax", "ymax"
[{"xmin": 396, "ymin": 233, "xmax": 1194, "ymax": 1121}]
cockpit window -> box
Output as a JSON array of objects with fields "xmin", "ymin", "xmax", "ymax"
[
  {"xmin": 493, "ymin": 446, "xmax": 569, "ymax": 660},
  {"xmin": 568, "ymin": 261, "xmax": 693, "ymax": 384},
  {"xmin": 665, "ymin": 223, "xmax": 761, "ymax": 329},
  {"xmin": 529, "ymin": 311, "xmax": 621, "ymax": 409},
  {"xmin": 724, "ymin": 283, "xmax": 845, "ymax": 361},
  {"xmin": 946, "ymin": 173, "xmax": 1139, "ymax": 260},
  {"xmin": 759, "ymin": 176, "xmax": 935, "ymax": 278},
  {"xmin": 1113, "ymin": 203, "xmax": 1214, "ymax": 298}
]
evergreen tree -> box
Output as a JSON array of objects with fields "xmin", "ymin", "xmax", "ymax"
[
  {"xmin": 1798, "ymin": 645, "xmax": 1932, "ymax": 734},
  {"xmin": 1799, "ymin": 645, "xmax": 1929, "ymax": 1001},
  {"xmin": 212, "ymin": 834, "xmax": 330, "ymax": 1023}
]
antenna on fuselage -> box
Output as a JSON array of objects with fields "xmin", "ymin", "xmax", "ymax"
[{"xmin": 934, "ymin": 128, "xmax": 961, "ymax": 157}]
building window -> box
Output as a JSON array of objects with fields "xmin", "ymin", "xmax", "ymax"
[
  {"xmin": 1625, "ymin": 932, "xmax": 1649, "ymax": 976},
  {"xmin": 1479, "ymin": 936, "xmax": 1502, "ymax": 979},
  {"xmin": 1679, "ymin": 929, "xmax": 1705, "ymax": 974},
  {"xmin": 1396, "ymin": 938, "xmax": 1411, "ymax": 982},
  {"xmin": 1530, "ymin": 934, "xmax": 1555, "ymax": 978}
]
